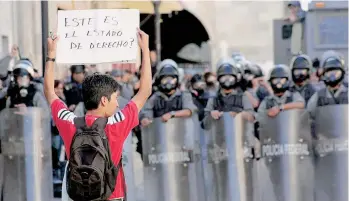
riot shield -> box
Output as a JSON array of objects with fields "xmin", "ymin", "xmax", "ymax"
[
  {"xmin": 141, "ymin": 115, "xmax": 205, "ymax": 201},
  {"xmin": 122, "ymin": 133, "xmax": 136, "ymax": 201},
  {"xmin": 313, "ymin": 105, "xmax": 348, "ymax": 201},
  {"xmin": 0, "ymin": 108, "xmax": 53, "ymax": 201},
  {"xmin": 203, "ymin": 113, "xmax": 256, "ymax": 201},
  {"xmin": 258, "ymin": 109, "xmax": 314, "ymax": 201}
]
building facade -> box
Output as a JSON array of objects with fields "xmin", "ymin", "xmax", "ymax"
[{"xmin": 0, "ymin": 1, "xmax": 287, "ymax": 77}]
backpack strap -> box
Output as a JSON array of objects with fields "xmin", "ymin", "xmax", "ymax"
[
  {"xmin": 73, "ymin": 117, "xmax": 87, "ymax": 131},
  {"xmin": 91, "ymin": 117, "xmax": 108, "ymax": 131}
]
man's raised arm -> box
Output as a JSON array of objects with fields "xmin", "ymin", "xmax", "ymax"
[
  {"xmin": 44, "ymin": 34, "xmax": 59, "ymax": 105},
  {"xmin": 132, "ymin": 30, "xmax": 152, "ymax": 112}
]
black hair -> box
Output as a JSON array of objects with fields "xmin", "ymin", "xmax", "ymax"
[
  {"xmin": 204, "ymin": 72, "xmax": 214, "ymax": 81},
  {"xmin": 54, "ymin": 80, "xmax": 62, "ymax": 88},
  {"xmin": 82, "ymin": 74, "xmax": 121, "ymax": 110}
]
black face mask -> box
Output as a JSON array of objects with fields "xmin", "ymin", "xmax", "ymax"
[
  {"xmin": 271, "ymin": 84, "xmax": 288, "ymax": 94},
  {"xmin": 323, "ymin": 75, "xmax": 344, "ymax": 87},
  {"xmin": 292, "ymin": 73, "xmax": 309, "ymax": 83},
  {"xmin": 159, "ymin": 83, "xmax": 177, "ymax": 94},
  {"xmin": 193, "ymin": 88, "xmax": 205, "ymax": 96},
  {"xmin": 206, "ymin": 81, "xmax": 215, "ymax": 87},
  {"xmin": 322, "ymin": 69, "xmax": 344, "ymax": 87}
]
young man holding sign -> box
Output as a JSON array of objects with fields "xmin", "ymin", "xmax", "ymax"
[{"xmin": 44, "ymin": 29, "xmax": 151, "ymax": 201}]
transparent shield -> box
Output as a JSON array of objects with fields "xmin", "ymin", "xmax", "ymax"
[
  {"xmin": 122, "ymin": 133, "xmax": 136, "ymax": 201},
  {"xmin": 141, "ymin": 115, "xmax": 205, "ymax": 201},
  {"xmin": 314, "ymin": 105, "xmax": 348, "ymax": 201},
  {"xmin": 0, "ymin": 107, "xmax": 53, "ymax": 201},
  {"xmin": 203, "ymin": 113, "xmax": 256, "ymax": 201},
  {"xmin": 258, "ymin": 109, "xmax": 314, "ymax": 201}
]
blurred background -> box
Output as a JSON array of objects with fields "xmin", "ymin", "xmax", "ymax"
[{"xmin": 0, "ymin": 1, "xmax": 347, "ymax": 201}]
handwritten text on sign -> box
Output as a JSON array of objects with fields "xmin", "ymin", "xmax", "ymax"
[{"xmin": 56, "ymin": 9, "xmax": 140, "ymax": 64}]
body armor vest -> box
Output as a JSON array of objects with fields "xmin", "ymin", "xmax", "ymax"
[
  {"xmin": 153, "ymin": 93, "xmax": 183, "ymax": 118},
  {"xmin": 290, "ymin": 83, "xmax": 316, "ymax": 105},
  {"xmin": 265, "ymin": 94, "xmax": 293, "ymax": 110},
  {"xmin": 317, "ymin": 88, "xmax": 348, "ymax": 106},
  {"xmin": 213, "ymin": 93, "xmax": 244, "ymax": 112},
  {"xmin": 192, "ymin": 93, "xmax": 208, "ymax": 121},
  {"xmin": 8, "ymin": 84, "xmax": 36, "ymax": 108},
  {"xmin": 64, "ymin": 82, "xmax": 83, "ymax": 107}
]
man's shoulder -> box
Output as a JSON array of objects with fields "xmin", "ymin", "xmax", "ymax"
[{"xmin": 107, "ymin": 110, "xmax": 126, "ymax": 125}]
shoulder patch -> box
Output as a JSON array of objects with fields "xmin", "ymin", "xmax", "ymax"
[
  {"xmin": 107, "ymin": 111, "xmax": 125, "ymax": 124},
  {"xmin": 57, "ymin": 109, "xmax": 76, "ymax": 123}
]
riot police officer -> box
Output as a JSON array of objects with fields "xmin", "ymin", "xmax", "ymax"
[
  {"xmin": 258, "ymin": 64, "xmax": 305, "ymax": 118},
  {"xmin": 289, "ymin": 54, "xmax": 317, "ymax": 105},
  {"xmin": 307, "ymin": 50, "xmax": 348, "ymax": 118},
  {"xmin": 5, "ymin": 59, "xmax": 49, "ymax": 113},
  {"xmin": 64, "ymin": 65, "xmax": 85, "ymax": 111},
  {"xmin": 202, "ymin": 58, "xmax": 254, "ymax": 129},
  {"xmin": 242, "ymin": 62, "xmax": 273, "ymax": 109},
  {"xmin": 190, "ymin": 74, "xmax": 209, "ymax": 121},
  {"xmin": 140, "ymin": 59, "xmax": 197, "ymax": 126}
]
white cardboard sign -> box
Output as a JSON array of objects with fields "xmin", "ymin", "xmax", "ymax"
[{"xmin": 56, "ymin": 9, "xmax": 140, "ymax": 64}]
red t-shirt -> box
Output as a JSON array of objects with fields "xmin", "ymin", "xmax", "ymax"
[{"xmin": 51, "ymin": 99, "xmax": 139, "ymax": 200}]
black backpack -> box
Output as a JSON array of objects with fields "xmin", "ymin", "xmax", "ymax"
[{"xmin": 66, "ymin": 117, "xmax": 121, "ymax": 201}]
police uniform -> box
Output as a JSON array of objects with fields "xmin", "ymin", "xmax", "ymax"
[
  {"xmin": 5, "ymin": 59, "xmax": 49, "ymax": 115},
  {"xmin": 257, "ymin": 64, "xmax": 305, "ymax": 116},
  {"xmin": 202, "ymin": 58, "xmax": 254, "ymax": 129},
  {"xmin": 289, "ymin": 54, "xmax": 317, "ymax": 105},
  {"xmin": 190, "ymin": 74, "xmax": 209, "ymax": 121},
  {"xmin": 64, "ymin": 65, "xmax": 85, "ymax": 108},
  {"xmin": 140, "ymin": 59, "xmax": 197, "ymax": 120},
  {"xmin": 242, "ymin": 62, "xmax": 271, "ymax": 107},
  {"xmin": 307, "ymin": 51, "xmax": 348, "ymax": 119}
]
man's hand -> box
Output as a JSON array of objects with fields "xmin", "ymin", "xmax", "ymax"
[
  {"xmin": 267, "ymin": 106, "xmax": 280, "ymax": 117},
  {"xmin": 211, "ymin": 110, "xmax": 223, "ymax": 120},
  {"xmin": 289, "ymin": 14, "xmax": 297, "ymax": 23},
  {"xmin": 161, "ymin": 113, "xmax": 172, "ymax": 122},
  {"xmin": 132, "ymin": 29, "xmax": 152, "ymax": 112},
  {"xmin": 229, "ymin": 111, "xmax": 238, "ymax": 117},
  {"xmin": 47, "ymin": 33, "xmax": 59, "ymax": 58},
  {"xmin": 241, "ymin": 111, "xmax": 255, "ymax": 122},
  {"xmin": 137, "ymin": 28, "xmax": 149, "ymax": 52},
  {"xmin": 44, "ymin": 32, "xmax": 60, "ymax": 105},
  {"xmin": 14, "ymin": 103, "xmax": 27, "ymax": 115},
  {"xmin": 141, "ymin": 118, "xmax": 152, "ymax": 127}
]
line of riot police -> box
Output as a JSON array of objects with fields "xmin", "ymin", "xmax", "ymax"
[{"xmin": 139, "ymin": 50, "xmax": 348, "ymax": 201}]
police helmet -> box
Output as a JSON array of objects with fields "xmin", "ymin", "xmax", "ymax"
[
  {"xmin": 13, "ymin": 59, "xmax": 35, "ymax": 78},
  {"xmin": 269, "ymin": 64, "xmax": 290, "ymax": 79},
  {"xmin": 70, "ymin": 65, "xmax": 85, "ymax": 74},
  {"xmin": 290, "ymin": 54, "xmax": 312, "ymax": 82},
  {"xmin": 216, "ymin": 58, "xmax": 239, "ymax": 78},
  {"xmin": 320, "ymin": 50, "xmax": 345, "ymax": 70},
  {"xmin": 190, "ymin": 74, "xmax": 205, "ymax": 84},
  {"xmin": 320, "ymin": 51, "xmax": 346, "ymax": 86},
  {"xmin": 231, "ymin": 52, "xmax": 246, "ymax": 63},
  {"xmin": 157, "ymin": 59, "xmax": 179, "ymax": 78},
  {"xmin": 268, "ymin": 64, "xmax": 290, "ymax": 93},
  {"xmin": 190, "ymin": 74, "xmax": 206, "ymax": 92},
  {"xmin": 290, "ymin": 54, "xmax": 312, "ymax": 70},
  {"xmin": 245, "ymin": 63, "xmax": 264, "ymax": 78}
]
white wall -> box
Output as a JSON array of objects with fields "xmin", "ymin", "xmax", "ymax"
[
  {"xmin": 0, "ymin": 1, "xmax": 42, "ymax": 75},
  {"xmin": 184, "ymin": 1, "xmax": 286, "ymax": 71}
]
